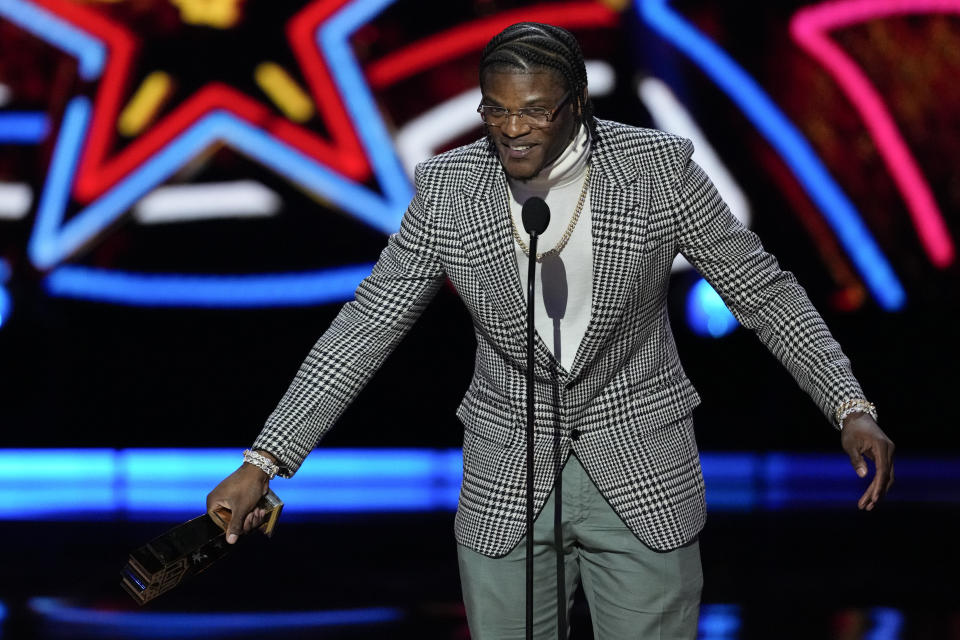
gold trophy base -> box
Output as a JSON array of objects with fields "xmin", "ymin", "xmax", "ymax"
[{"xmin": 121, "ymin": 489, "xmax": 283, "ymax": 605}]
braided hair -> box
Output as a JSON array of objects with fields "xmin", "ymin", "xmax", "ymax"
[{"xmin": 479, "ymin": 22, "xmax": 596, "ymax": 138}]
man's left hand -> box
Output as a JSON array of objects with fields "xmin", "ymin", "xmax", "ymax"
[{"xmin": 841, "ymin": 414, "xmax": 895, "ymax": 511}]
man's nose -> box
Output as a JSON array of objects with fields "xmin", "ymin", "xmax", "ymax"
[{"xmin": 501, "ymin": 113, "xmax": 531, "ymax": 137}]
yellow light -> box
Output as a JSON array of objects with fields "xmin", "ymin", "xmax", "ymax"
[
  {"xmin": 597, "ymin": 0, "xmax": 630, "ymax": 11},
  {"xmin": 117, "ymin": 71, "xmax": 173, "ymax": 137},
  {"xmin": 170, "ymin": 0, "xmax": 244, "ymax": 29},
  {"xmin": 254, "ymin": 62, "xmax": 316, "ymax": 123}
]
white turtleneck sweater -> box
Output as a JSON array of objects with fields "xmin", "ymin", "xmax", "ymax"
[{"xmin": 508, "ymin": 124, "xmax": 593, "ymax": 372}]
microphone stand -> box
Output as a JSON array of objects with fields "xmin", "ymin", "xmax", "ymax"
[
  {"xmin": 525, "ymin": 230, "xmax": 539, "ymax": 640},
  {"xmin": 521, "ymin": 196, "xmax": 549, "ymax": 639}
]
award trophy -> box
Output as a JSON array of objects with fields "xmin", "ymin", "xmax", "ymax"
[{"xmin": 121, "ymin": 490, "xmax": 283, "ymax": 605}]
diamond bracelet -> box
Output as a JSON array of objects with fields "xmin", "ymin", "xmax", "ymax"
[
  {"xmin": 242, "ymin": 449, "xmax": 279, "ymax": 479},
  {"xmin": 834, "ymin": 399, "xmax": 877, "ymax": 430}
]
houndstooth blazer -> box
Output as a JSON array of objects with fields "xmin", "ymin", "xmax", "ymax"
[{"xmin": 253, "ymin": 118, "xmax": 865, "ymax": 556}]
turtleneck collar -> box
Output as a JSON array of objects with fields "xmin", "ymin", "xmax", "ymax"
[{"xmin": 507, "ymin": 122, "xmax": 591, "ymax": 190}]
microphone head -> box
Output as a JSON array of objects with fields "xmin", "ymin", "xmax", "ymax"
[{"xmin": 521, "ymin": 197, "xmax": 550, "ymax": 236}]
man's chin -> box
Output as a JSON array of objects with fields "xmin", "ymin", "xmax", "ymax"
[{"xmin": 499, "ymin": 155, "xmax": 541, "ymax": 182}]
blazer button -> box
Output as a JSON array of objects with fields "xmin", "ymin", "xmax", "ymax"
[{"xmin": 570, "ymin": 429, "xmax": 581, "ymax": 441}]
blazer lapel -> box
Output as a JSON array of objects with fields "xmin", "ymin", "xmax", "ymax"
[
  {"xmin": 569, "ymin": 125, "xmax": 652, "ymax": 380},
  {"xmin": 453, "ymin": 148, "xmax": 559, "ymax": 372}
]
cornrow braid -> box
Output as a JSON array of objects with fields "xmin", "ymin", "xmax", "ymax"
[{"xmin": 479, "ymin": 22, "xmax": 597, "ymax": 138}]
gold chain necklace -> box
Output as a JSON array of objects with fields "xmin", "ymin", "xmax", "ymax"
[{"xmin": 511, "ymin": 164, "xmax": 591, "ymax": 263}]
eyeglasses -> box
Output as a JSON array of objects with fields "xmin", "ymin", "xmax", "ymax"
[{"xmin": 477, "ymin": 93, "xmax": 570, "ymax": 128}]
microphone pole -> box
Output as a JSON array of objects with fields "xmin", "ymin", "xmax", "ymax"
[{"xmin": 521, "ymin": 197, "xmax": 550, "ymax": 640}]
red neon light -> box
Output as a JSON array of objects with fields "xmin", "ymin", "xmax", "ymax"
[
  {"xmin": 287, "ymin": 0, "xmax": 364, "ymax": 166},
  {"xmin": 31, "ymin": 0, "xmax": 371, "ymax": 204},
  {"xmin": 791, "ymin": 0, "xmax": 956, "ymax": 267},
  {"xmin": 365, "ymin": 2, "xmax": 620, "ymax": 89},
  {"xmin": 32, "ymin": 0, "xmax": 619, "ymax": 205}
]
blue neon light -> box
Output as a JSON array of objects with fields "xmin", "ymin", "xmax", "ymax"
[
  {"xmin": 686, "ymin": 278, "xmax": 738, "ymax": 338},
  {"xmin": 114, "ymin": 448, "xmax": 463, "ymax": 484},
  {"xmin": 12, "ymin": 0, "xmax": 409, "ymax": 306},
  {"xmin": 0, "ymin": 111, "xmax": 49, "ymax": 143},
  {"xmin": 698, "ymin": 604, "xmax": 741, "ymax": 639},
  {"xmin": 0, "ymin": 487, "xmax": 117, "ymax": 519},
  {"xmin": 866, "ymin": 607, "xmax": 904, "ymax": 640},
  {"xmin": 45, "ymin": 263, "xmax": 375, "ymax": 307},
  {"xmin": 700, "ymin": 452, "xmax": 884, "ymax": 511},
  {"xmin": 28, "ymin": 108, "xmax": 403, "ymax": 268},
  {"xmin": 0, "ymin": 449, "xmax": 117, "ymax": 518},
  {"xmin": 320, "ymin": 0, "xmax": 412, "ymax": 210},
  {"xmin": 0, "ymin": 449, "xmax": 115, "ymax": 480},
  {"xmin": 697, "ymin": 453, "xmax": 759, "ymax": 510},
  {"xmin": 637, "ymin": 0, "xmax": 905, "ymax": 310},
  {"xmin": 117, "ymin": 448, "xmax": 247, "ymax": 482},
  {"xmin": 112, "ymin": 448, "xmax": 461, "ymax": 515},
  {"xmin": 0, "ymin": 448, "xmax": 464, "ymax": 519},
  {"xmin": 30, "ymin": 96, "xmax": 91, "ymax": 269},
  {"xmin": 294, "ymin": 448, "xmax": 464, "ymax": 481},
  {"xmin": 0, "ymin": 449, "xmax": 954, "ymax": 520},
  {"xmin": 29, "ymin": 598, "xmax": 403, "ymax": 638},
  {"xmin": 0, "ymin": 0, "xmax": 106, "ymax": 80},
  {"xmin": 0, "ymin": 259, "xmax": 11, "ymax": 329}
]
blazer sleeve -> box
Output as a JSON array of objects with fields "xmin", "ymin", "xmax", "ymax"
[
  {"xmin": 252, "ymin": 164, "xmax": 447, "ymax": 476},
  {"xmin": 672, "ymin": 139, "xmax": 865, "ymax": 428}
]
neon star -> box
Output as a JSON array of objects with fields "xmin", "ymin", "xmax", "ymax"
[
  {"xmin": 1, "ymin": 0, "xmax": 623, "ymax": 307},
  {"xmin": 0, "ymin": 0, "xmax": 919, "ymax": 313},
  {"xmin": 0, "ymin": 0, "xmax": 412, "ymax": 273}
]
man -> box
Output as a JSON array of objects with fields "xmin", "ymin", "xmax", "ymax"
[{"xmin": 207, "ymin": 22, "xmax": 894, "ymax": 639}]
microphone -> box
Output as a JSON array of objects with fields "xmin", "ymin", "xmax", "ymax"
[{"xmin": 522, "ymin": 196, "xmax": 550, "ymax": 237}]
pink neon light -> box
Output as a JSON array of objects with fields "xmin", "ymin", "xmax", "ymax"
[{"xmin": 790, "ymin": 0, "xmax": 956, "ymax": 268}]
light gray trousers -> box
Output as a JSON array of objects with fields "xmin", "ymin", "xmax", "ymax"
[{"xmin": 457, "ymin": 454, "xmax": 702, "ymax": 639}]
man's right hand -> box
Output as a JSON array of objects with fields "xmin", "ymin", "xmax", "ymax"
[{"xmin": 206, "ymin": 453, "xmax": 274, "ymax": 544}]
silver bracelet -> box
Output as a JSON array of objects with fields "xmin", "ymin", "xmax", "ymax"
[
  {"xmin": 243, "ymin": 449, "xmax": 279, "ymax": 479},
  {"xmin": 834, "ymin": 399, "xmax": 877, "ymax": 430}
]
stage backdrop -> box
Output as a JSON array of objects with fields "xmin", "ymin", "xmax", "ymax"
[{"xmin": 1, "ymin": 0, "xmax": 957, "ymax": 457}]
